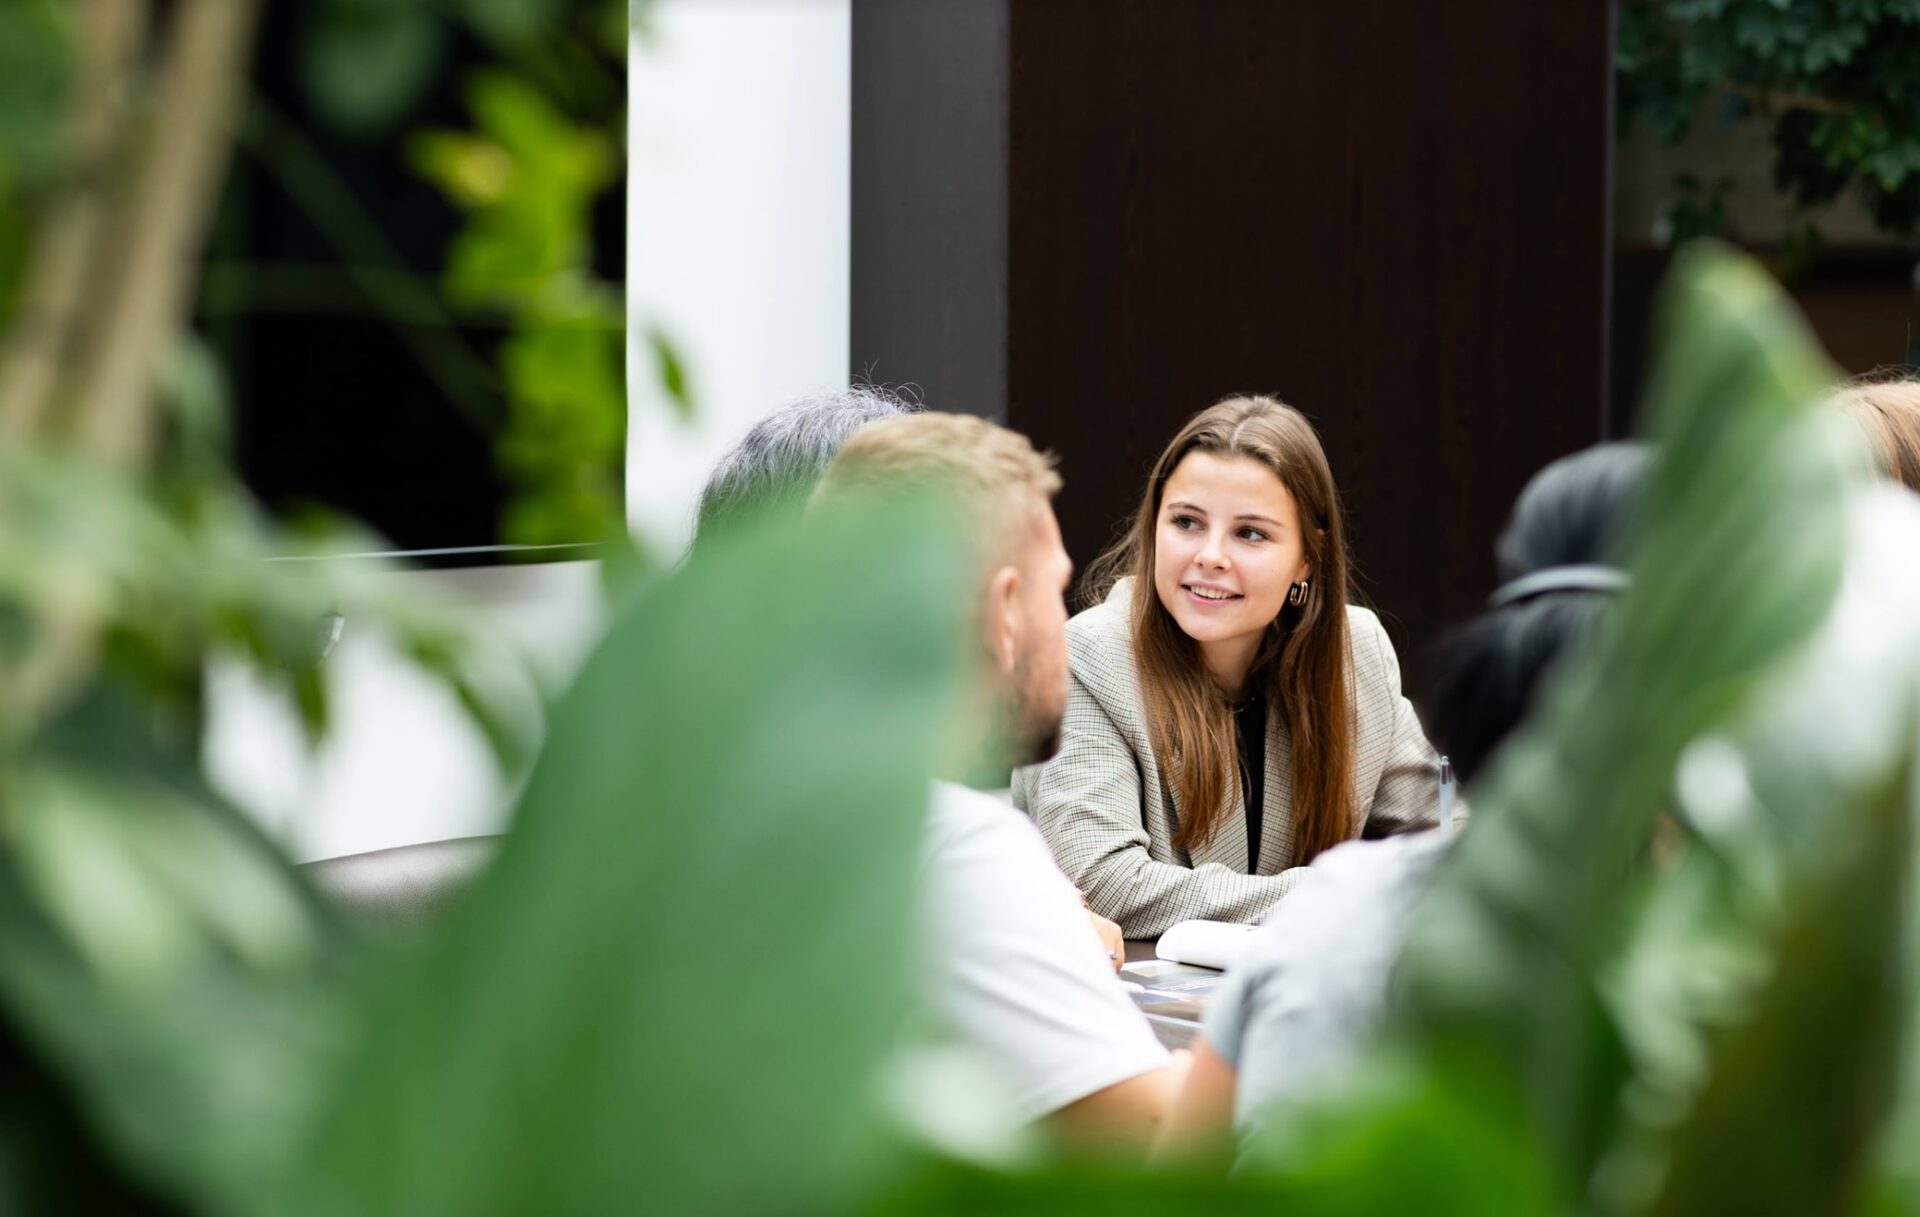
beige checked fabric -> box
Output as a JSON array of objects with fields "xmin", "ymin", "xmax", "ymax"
[{"xmin": 1011, "ymin": 579, "xmax": 1445, "ymax": 938}]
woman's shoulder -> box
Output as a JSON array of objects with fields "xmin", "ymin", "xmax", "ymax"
[
  {"xmin": 1342, "ymin": 603, "xmax": 1396, "ymax": 663},
  {"xmin": 1341, "ymin": 603, "xmax": 1406, "ymax": 696},
  {"xmin": 1064, "ymin": 579, "xmax": 1143, "ymax": 704},
  {"xmin": 1067, "ymin": 578, "xmax": 1136, "ymax": 655}
]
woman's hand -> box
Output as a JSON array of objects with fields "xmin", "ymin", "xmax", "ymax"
[{"xmin": 1086, "ymin": 908, "xmax": 1126, "ymax": 971}]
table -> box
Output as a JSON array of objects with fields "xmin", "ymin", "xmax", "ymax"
[{"xmin": 1120, "ymin": 939, "xmax": 1222, "ymax": 1051}]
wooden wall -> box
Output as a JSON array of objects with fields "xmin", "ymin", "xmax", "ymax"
[{"xmin": 855, "ymin": 0, "xmax": 1615, "ymax": 665}]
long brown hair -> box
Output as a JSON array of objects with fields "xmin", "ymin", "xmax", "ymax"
[{"xmin": 1083, "ymin": 395, "xmax": 1357, "ymax": 862}]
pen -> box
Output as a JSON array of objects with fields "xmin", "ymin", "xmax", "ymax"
[{"xmin": 1438, "ymin": 755, "xmax": 1455, "ymax": 832}]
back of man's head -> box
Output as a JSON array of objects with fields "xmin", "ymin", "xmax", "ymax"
[
  {"xmin": 816, "ymin": 413, "xmax": 1070, "ymax": 778},
  {"xmin": 812, "ymin": 412, "xmax": 1062, "ymax": 574},
  {"xmin": 694, "ymin": 386, "xmax": 915, "ymax": 549}
]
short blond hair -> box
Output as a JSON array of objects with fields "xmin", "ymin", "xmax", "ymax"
[
  {"xmin": 812, "ymin": 412, "xmax": 1061, "ymax": 568},
  {"xmin": 1828, "ymin": 376, "xmax": 1920, "ymax": 493}
]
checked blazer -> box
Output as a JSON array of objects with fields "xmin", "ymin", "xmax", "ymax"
[{"xmin": 1011, "ymin": 579, "xmax": 1446, "ymax": 938}]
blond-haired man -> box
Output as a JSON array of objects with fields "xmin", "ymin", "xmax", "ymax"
[{"xmin": 815, "ymin": 413, "xmax": 1182, "ymax": 1154}]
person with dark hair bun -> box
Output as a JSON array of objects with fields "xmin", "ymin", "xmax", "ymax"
[
  {"xmin": 1156, "ymin": 441, "xmax": 1648, "ymax": 1164},
  {"xmin": 1428, "ymin": 442, "xmax": 1649, "ymax": 785}
]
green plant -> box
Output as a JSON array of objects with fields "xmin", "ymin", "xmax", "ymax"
[
  {"xmin": 7, "ymin": 5, "xmax": 1920, "ymax": 1214},
  {"xmin": 281, "ymin": 504, "xmax": 966, "ymax": 1217},
  {"xmin": 293, "ymin": 0, "xmax": 672, "ymax": 550},
  {"xmin": 35, "ymin": 239, "xmax": 1920, "ymax": 1217},
  {"xmin": 0, "ymin": 3, "xmax": 542, "ymax": 1207},
  {"xmin": 1618, "ymin": 0, "xmax": 1920, "ymax": 248}
]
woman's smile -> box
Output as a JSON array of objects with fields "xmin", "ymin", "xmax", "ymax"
[
  {"xmin": 1183, "ymin": 582, "xmax": 1243, "ymax": 604},
  {"xmin": 1153, "ymin": 450, "xmax": 1311, "ymax": 693}
]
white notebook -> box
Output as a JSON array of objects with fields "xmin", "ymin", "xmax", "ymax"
[{"xmin": 1154, "ymin": 919, "xmax": 1260, "ymax": 971}]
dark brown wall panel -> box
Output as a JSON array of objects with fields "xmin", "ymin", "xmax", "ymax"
[{"xmin": 1004, "ymin": 1, "xmax": 1614, "ymax": 661}]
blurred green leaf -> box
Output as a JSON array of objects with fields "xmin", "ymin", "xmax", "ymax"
[
  {"xmin": 424, "ymin": 71, "xmax": 613, "ymax": 309},
  {"xmin": 1390, "ymin": 243, "xmax": 1851, "ymax": 1182},
  {"xmin": 407, "ymin": 130, "xmax": 513, "ymax": 207},
  {"xmin": 158, "ymin": 331, "xmax": 235, "ymax": 472},
  {"xmin": 870, "ymin": 1054, "xmax": 1557, "ymax": 1217},
  {"xmin": 282, "ymin": 504, "xmax": 964, "ymax": 1217},
  {"xmin": 395, "ymin": 620, "xmax": 543, "ymax": 775},
  {"xmin": 868, "ymin": 1158, "xmax": 1344, "ymax": 1217},
  {"xmin": 298, "ymin": 0, "xmax": 446, "ymax": 136},
  {"xmin": 1239, "ymin": 1050, "xmax": 1561, "ymax": 1217},
  {"xmin": 500, "ymin": 322, "xmax": 624, "ymax": 458},
  {"xmin": 649, "ymin": 324, "xmax": 692, "ymax": 422},
  {"xmin": 599, "ymin": 0, "xmax": 636, "ymax": 54},
  {"xmin": 0, "ymin": 0, "xmax": 72, "ymax": 181},
  {"xmin": 1597, "ymin": 486, "xmax": 1920, "ymax": 1210},
  {"xmin": 409, "ymin": 50, "xmax": 633, "ymax": 548},
  {"xmin": 499, "ymin": 477, "xmax": 620, "ymax": 549},
  {"xmin": 0, "ymin": 681, "xmax": 360, "ymax": 1217},
  {"xmin": 1637, "ymin": 752, "xmax": 1913, "ymax": 1217},
  {"xmin": 0, "ymin": 187, "xmax": 33, "ymax": 325},
  {"xmin": 0, "ymin": 1029, "xmax": 185, "ymax": 1214},
  {"xmin": 455, "ymin": 0, "xmax": 565, "ymax": 45}
]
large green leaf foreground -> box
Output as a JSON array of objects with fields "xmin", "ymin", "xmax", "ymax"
[
  {"xmin": 1387, "ymin": 241, "xmax": 1854, "ymax": 1179},
  {"xmin": 1378, "ymin": 241, "xmax": 1914, "ymax": 1215},
  {"xmin": 281, "ymin": 502, "xmax": 967, "ymax": 1217}
]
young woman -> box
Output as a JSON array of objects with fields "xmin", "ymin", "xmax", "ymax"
[
  {"xmin": 1153, "ymin": 441, "xmax": 1649, "ymax": 1163},
  {"xmin": 1011, "ymin": 395, "xmax": 1446, "ymax": 937}
]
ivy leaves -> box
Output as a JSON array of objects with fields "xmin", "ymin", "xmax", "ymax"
[{"xmin": 1618, "ymin": 0, "xmax": 1920, "ymax": 244}]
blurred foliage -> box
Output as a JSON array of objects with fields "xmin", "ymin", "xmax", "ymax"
[
  {"xmin": 295, "ymin": 0, "xmax": 664, "ymax": 550},
  {"xmin": 1618, "ymin": 0, "xmax": 1920, "ymax": 249},
  {"xmin": 0, "ymin": 441, "xmax": 541, "ymax": 1214},
  {"xmin": 410, "ymin": 68, "xmax": 628, "ymax": 547},
  {"xmin": 0, "ymin": 0, "xmax": 70, "ymax": 325},
  {"xmin": 19, "ymin": 223, "xmax": 1914, "ymax": 1215},
  {"xmin": 1390, "ymin": 242, "xmax": 1853, "ymax": 1189},
  {"xmin": 0, "ymin": 0, "xmax": 544, "ymax": 1208},
  {"xmin": 283, "ymin": 504, "xmax": 964, "ymax": 1217},
  {"xmin": 1641, "ymin": 757, "xmax": 1909, "ymax": 1216},
  {"xmin": 0, "ymin": 0, "xmax": 660, "ymax": 552},
  {"xmin": 0, "ymin": 0, "xmax": 71, "ymax": 192},
  {"xmin": 5, "ymin": 4, "xmax": 1920, "ymax": 1216}
]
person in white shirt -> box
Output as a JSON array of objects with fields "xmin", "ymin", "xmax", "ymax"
[{"xmin": 814, "ymin": 412, "xmax": 1183, "ymax": 1153}]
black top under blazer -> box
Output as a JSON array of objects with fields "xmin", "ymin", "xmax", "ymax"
[{"xmin": 1011, "ymin": 579, "xmax": 1447, "ymax": 937}]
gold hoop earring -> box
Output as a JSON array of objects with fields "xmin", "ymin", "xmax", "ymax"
[{"xmin": 1287, "ymin": 579, "xmax": 1311, "ymax": 608}]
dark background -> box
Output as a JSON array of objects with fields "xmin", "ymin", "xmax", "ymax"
[
  {"xmin": 854, "ymin": 0, "xmax": 1614, "ymax": 668},
  {"xmin": 204, "ymin": 3, "xmax": 624, "ymax": 559}
]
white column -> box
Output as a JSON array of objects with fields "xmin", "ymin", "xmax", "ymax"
[{"xmin": 625, "ymin": 0, "xmax": 853, "ymax": 560}]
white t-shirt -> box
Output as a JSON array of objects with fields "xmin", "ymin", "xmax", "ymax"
[
  {"xmin": 921, "ymin": 780, "xmax": 1171, "ymax": 1123},
  {"xmin": 1204, "ymin": 830, "xmax": 1452, "ymax": 1140}
]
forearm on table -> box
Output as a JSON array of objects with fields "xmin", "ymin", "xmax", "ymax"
[{"xmin": 1079, "ymin": 850, "xmax": 1296, "ymax": 936}]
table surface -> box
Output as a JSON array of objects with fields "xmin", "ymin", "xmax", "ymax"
[{"xmin": 1120, "ymin": 939, "xmax": 1220, "ymax": 1051}]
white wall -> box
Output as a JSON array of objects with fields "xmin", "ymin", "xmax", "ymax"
[
  {"xmin": 210, "ymin": 8, "xmax": 854, "ymax": 862},
  {"xmin": 205, "ymin": 561, "xmax": 604, "ymax": 863},
  {"xmin": 625, "ymin": 0, "xmax": 853, "ymax": 559}
]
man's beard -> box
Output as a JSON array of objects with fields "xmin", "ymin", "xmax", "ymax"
[
  {"xmin": 1022, "ymin": 717, "xmax": 1062, "ymax": 768},
  {"xmin": 1002, "ymin": 652, "xmax": 1064, "ymax": 770},
  {"xmin": 989, "ymin": 693, "xmax": 1060, "ymax": 772}
]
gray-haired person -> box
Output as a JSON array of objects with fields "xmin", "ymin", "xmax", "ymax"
[{"xmin": 693, "ymin": 385, "xmax": 915, "ymax": 548}]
